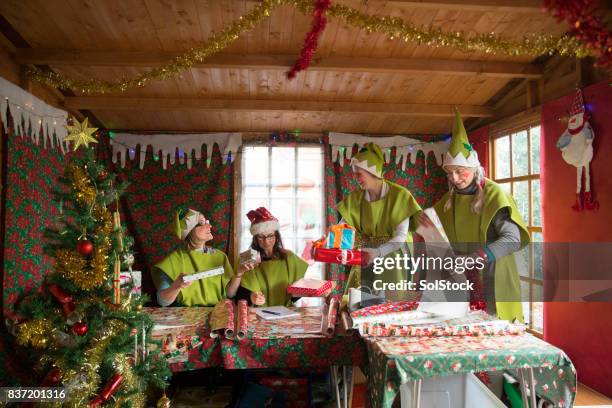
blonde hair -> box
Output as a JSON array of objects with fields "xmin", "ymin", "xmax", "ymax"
[{"xmin": 443, "ymin": 166, "xmax": 485, "ymax": 214}]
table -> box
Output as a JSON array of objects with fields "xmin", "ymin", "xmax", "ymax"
[
  {"xmin": 366, "ymin": 334, "xmax": 577, "ymax": 408},
  {"xmin": 145, "ymin": 306, "xmax": 365, "ymax": 408}
]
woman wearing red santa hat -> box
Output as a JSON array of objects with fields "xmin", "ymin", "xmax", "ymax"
[{"xmin": 226, "ymin": 207, "xmax": 309, "ymax": 307}]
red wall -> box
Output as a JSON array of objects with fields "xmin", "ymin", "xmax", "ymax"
[
  {"xmin": 469, "ymin": 125, "xmax": 489, "ymax": 177},
  {"xmin": 541, "ymin": 81, "xmax": 612, "ymax": 397}
]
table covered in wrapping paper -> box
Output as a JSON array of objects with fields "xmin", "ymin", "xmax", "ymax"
[
  {"xmin": 145, "ymin": 306, "xmax": 366, "ymax": 372},
  {"xmin": 144, "ymin": 307, "xmax": 221, "ymax": 372},
  {"xmin": 220, "ymin": 305, "xmax": 365, "ymax": 369},
  {"xmin": 366, "ymin": 334, "xmax": 576, "ymax": 408}
]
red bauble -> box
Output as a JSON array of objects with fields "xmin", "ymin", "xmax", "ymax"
[
  {"xmin": 76, "ymin": 239, "xmax": 94, "ymax": 256},
  {"xmin": 72, "ymin": 322, "xmax": 88, "ymax": 336}
]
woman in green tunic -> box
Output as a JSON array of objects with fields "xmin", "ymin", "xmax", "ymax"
[
  {"xmin": 418, "ymin": 109, "xmax": 530, "ymax": 322},
  {"xmin": 233, "ymin": 207, "xmax": 308, "ymax": 307},
  {"xmin": 336, "ymin": 143, "xmax": 422, "ymax": 305},
  {"xmin": 151, "ymin": 208, "xmax": 236, "ymax": 307}
]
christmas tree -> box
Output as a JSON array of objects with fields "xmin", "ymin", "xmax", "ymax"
[{"xmin": 8, "ymin": 117, "xmax": 170, "ymax": 407}]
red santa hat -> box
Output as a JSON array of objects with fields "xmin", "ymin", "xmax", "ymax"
[
  {"xmin": 569, "ymin": 88, "xmax": 586, "ymax": 117},
  {"xmin": 247, "ymin": 207, "xmax": 280, "ymax": 236}
]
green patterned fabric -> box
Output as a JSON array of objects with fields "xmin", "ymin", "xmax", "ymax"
[
  {"xmin": 98, "ymin": 137, "xmax": 234, "ymax": 301},
  {"xmin": 366, "ymin": 335, "xmax": 576, "ymax": 408},
  {"xmin": 323, "ymin": 135, "xmax": 448, "ymax": 297}
]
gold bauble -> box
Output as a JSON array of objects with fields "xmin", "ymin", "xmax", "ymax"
[{"xmin": 157, "ymin": 393, "xmax": 172, "ymax": 408}]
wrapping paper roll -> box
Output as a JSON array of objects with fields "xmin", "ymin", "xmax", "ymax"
[
  {"xmin": 340, "ymin": 311, "xmax": 354, "ymax": 333},
  {"xmin": 236, "ymin": 300, "xmax": 249, "ymax": 340},
  {"xmin": 325, "ymin": 298, "xmax": 339, "ymax": 335},
  {"xmin": 210, "ymin": 299, "xmax": 235, "ymax": 339}
]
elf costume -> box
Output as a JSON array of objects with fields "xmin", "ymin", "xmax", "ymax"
[
  {"xmin": 336, "ymin": 143, "xmax": 422, "ymax": 303},
  {"xmin": 239, "ymin": 207, "xmax": 308, "ymax": 307},
  {"xmin": 432, "ymin": 109, "xmax": 530, "ymax": 322},
  {"xmin": 151, "ymin": 208, "xmax": 234, "ymax": 307}
]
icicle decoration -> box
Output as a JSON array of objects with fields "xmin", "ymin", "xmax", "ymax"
[
  {"xmin": 329, "ymin": 132, "xmax": 448, "ymax": 175},
  {"xmin": 0, "ymin": 77, "xmax": 69, "ymax": 152},
  {"xmin": 110, "ymin": 132, "xmax": 242, "ymax": 170}
]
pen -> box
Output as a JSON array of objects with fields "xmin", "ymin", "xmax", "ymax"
[{"xmin": 262, "ymin": 310, "xmax": 281, "ymax": 315}]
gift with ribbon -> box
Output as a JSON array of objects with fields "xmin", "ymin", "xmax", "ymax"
[
  {"xmin": 313, "ymin": 247, "xmax": 362, "ymax": 266},
  {"xmin": 325, "ymin": 223, "xmax": 356, "ymax": 249}
]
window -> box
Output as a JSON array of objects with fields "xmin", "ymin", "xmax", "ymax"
[
  {"xmin": 491, "ymin": 125, "xmax": 543, "ymax": 332},
  {"xmin": 240, "ymin": 145, "xmax": 325, "ymax": 286}
]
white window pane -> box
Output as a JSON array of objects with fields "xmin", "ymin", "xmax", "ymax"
[
  {"xmin": 495, "ymin": 136, "xmax": 510, "ymax": 179},
  {"xmin": 513, "ymin": 181, "xmax": 529, "ymax": 222},
  {"xmin": 243, "ymin": 186, "xmax": 268, "ymax": 197},
  {"xmin": 243, "ymin": 147, "xmax": 269, "ymax": 184},
  {"xmin": 297, "ymin": 199, "xmax": 322, "ymax": 236},
  {"xmin": 532, "ymin": 232, "xmax": 543, "ymax": 280},
  {"xmin": 532, "ymin": 180, "xmax": 541, "ymax": 227},
  {"xmin": 271, "ymin": 198, "xmax": 295, "ymax": 232},
  {"xmin": 498, "ymin": 182, "xmax": 511, "ymax": 194},
  {"xmin": 512, "ymin": 130, "xmax": 529, "ymax": 177},
  {"xmin": 271, "ymin": 147, "xmax": 295, "ymax": 186},
  {"xmin": 516, "ymin": 245, "xmax": 530, "ymax": 278},
  {"xmin": 530, "ymin": 126, "xmax": 541, "ymax": 174}
]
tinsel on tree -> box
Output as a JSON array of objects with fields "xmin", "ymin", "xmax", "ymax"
[{"xmin": 7, "ymin": 117, "xmax": 170, "ymax": 407}]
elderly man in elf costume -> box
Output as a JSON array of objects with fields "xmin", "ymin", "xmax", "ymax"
[
  {"xmin": 336, "ymin": 142, "xmax": 422, "ymax": 304},
  {"xmin": 418, "ymin": 109, "xmax": 530, "ymax": 322},
  {"xmin": 151, "ymin": 208, "xmax": 236, "ymax": 307},
  {"xmin": 232, "ymin": 207, "xmax": 309, "ymax": 307}
]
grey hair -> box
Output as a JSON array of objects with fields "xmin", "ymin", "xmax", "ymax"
[{"xmin": 443, "ymin": 166, "xmax": 485, "ymax": 214}]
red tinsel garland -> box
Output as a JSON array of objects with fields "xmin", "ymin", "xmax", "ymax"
[
  {"xmin": 543, "ymin": 0, "xmax": 611, "ymax": 67},
  {"xmin": 287, "ymin": 0, "xmax": 331, "ymax": 79}
]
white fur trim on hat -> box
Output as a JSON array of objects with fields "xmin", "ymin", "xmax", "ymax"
[
  {"xmin": 350, "ymin": 157, "xmax": 382, "ymax": 178},
  {"xmin": 443, "ymin": 150, "xmax": 480, "ymax": 169},
  {"xmin": 250, "ymin": 220, "xmax": 280, "ymax": 235}
]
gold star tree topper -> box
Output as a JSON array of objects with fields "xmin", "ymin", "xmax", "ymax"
[{"xmin": 65, "ymin": 117, "xmax": 98, "ymax": 151}]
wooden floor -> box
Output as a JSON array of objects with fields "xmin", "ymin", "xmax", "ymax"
[{"xmin": 575, "ymin": 383, "xmax": 612, "ymax": 406}]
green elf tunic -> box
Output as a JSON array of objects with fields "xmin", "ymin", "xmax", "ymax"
[
  {"xmin": 239, "ymin": 250, "xmax": 308, "ymax": 307},
  {"xmin": 152, "ymin": 248, "xmax": 234, "ymax": 307},
  {"xmin": 432, "ymin": 178, "xmax": 530, "ymax": 322},
  {"xmin": 337, "ymin": 180, "xmax": 422, "ymax": 298}
]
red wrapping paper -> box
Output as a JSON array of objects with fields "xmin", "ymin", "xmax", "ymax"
[
  {"xmin": 287, "ymin": 278, "xmax": 333, "ymax": 297},
  {"xmin": 326, "ymin": 298, "xmax": 339, "ymax": 335},
  {"xmin": 210, "ymin": 299, "xmax": 235, "ymax": 339},
  {"xmin": 236, "ymin": 300, "xmax": 248, "ymax": 340},
  {"xmin": 313, "ymin": 248, "xmax": 362, "ymax": 266},
  {"xmin": 350, "ymin": 300, "xmax": 418, "ymax": 319}
]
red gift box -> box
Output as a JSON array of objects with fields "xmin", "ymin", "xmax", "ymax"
[
  {"xmin": 313, "ymin": 247, "xmax": 362, "ymax": 266},
  {"xmin": 287, "ymin": 278, "xmax": 333, "ymax": 297}
]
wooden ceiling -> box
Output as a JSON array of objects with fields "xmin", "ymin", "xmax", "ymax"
[{"xmin": 0, "ymin": 0, "xmax": 571, "ymax": 135}]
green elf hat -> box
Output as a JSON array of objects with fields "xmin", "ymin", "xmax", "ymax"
[
  {"xmin": 174, "ymin": 208, "xmax": 206, "ymax": 240},
  {"xmin": 443, "ymin": 108, "xmax": 480, "ymax": 169},
  {"xmin": 350, "ymin": 142, "xmax": 384, "ymax": 178}
]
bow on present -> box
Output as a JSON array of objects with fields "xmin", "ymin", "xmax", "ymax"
[{"xmin": 326, "ymin": 224, "xmax": 356, "ymax": 250}]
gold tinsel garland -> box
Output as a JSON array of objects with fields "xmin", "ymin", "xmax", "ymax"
[
  {"xmin": 57, "ymin": 319, "xmax": 126, "ymax": 407},
  {"xmin": 113, "ymin": 353, "xmax": 146, "ymax": 408},
  {"xmin": 25, "ymin": 0, "xmax": 591, "ymax": 94},
  {"xmin": 66, "ymin": 164, "xmax": 96, "ymax": 208},
  {"xmin": 16, "ymin": 318, "xmax": 54, "ymax": 349}
]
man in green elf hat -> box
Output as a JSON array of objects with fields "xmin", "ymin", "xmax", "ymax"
[
  {"xmin": 418, "ymin": 108, "xmax": 530, "ymax": 322},
  {"xmin": 151, "ymin": 208, "xmax": 238, "ymax": 307},
  {"xmin": 336, "ymin": 142, "xmax": 422, "ymax": 306}
]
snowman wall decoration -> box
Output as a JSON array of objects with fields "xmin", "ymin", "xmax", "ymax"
[{"xmin": 556, "ymin": 88, "xmax": 599, "ymax": 211}]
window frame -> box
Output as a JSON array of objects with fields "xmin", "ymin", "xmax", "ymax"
[
  {"xmin": 490, "ymin": 122, "xmax": 543, "ymax": 333},
  {"xmin": 237, "ymin": 142, "xmax": 326, "ymax": 280}
]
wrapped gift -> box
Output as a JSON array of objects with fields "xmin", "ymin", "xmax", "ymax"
[
  {"xmin": 239, "ymin": 248, "xmax": 260, "ymax": 264},
  {"xmin": 287, "ymin": 278, "xmax": 333, "ymax": 297},
  {"xmin": 313, "ymin": 247, "xmax": 362, "ymax": 266},
  {"xmin": 119, "ymin": 271, "xmax": 141, "ymax": 296},
  {"xmin": 326, "ymin": 224, "xmax": 356, "ymax": 250}
]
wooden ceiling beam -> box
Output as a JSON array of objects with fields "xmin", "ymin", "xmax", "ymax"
[
  {"xmin": 358, "ymin": 0, "xmax": 546, "ymax": 13},
  {"xmin": 16, "ymin": 50, "xmax": 543, "ymax": 79},
  {"xmin": 64, "ymin": 96, "xmax": 492, "ymax": 117}
]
